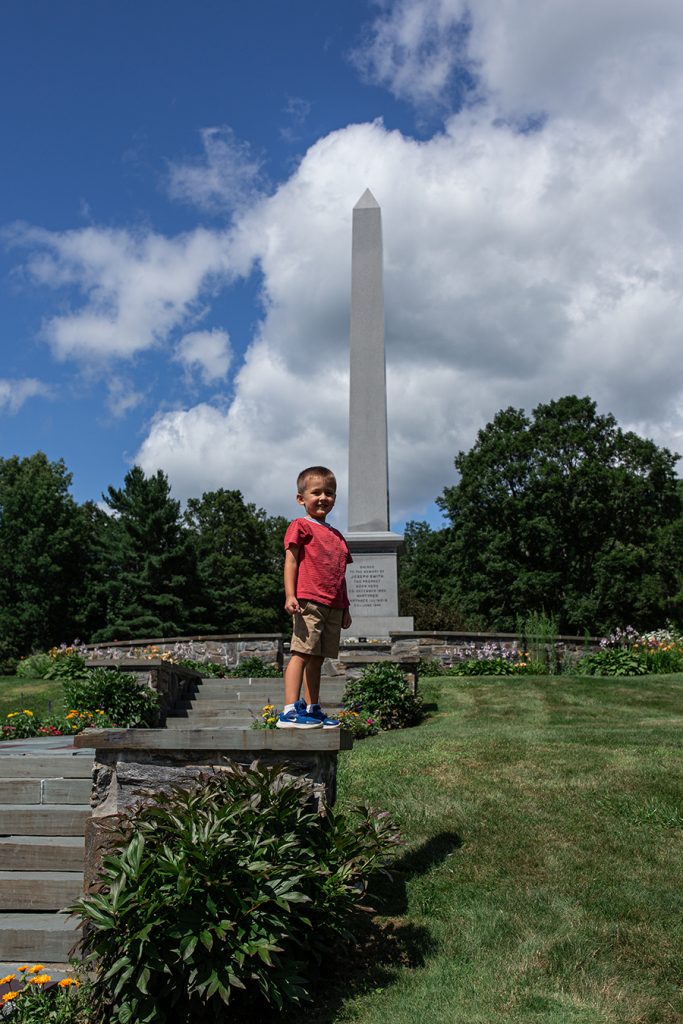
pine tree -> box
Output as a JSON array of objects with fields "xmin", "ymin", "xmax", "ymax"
[
  {"xmin": 93, "ymin": 466, "xmax": 202, "ymax": 641},
  {"xmin": 0, "ymin": 452, "xmax": 87, "ymax": 664}
]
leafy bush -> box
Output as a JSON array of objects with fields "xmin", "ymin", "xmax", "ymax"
[
  {"xmin": 2, "ymin": 709, "xmax": 40, "ymax": 739},
  {"xmin": 343, "ymin": 663, "xmax": 423, "ymax": 730},
  {"xmin": 44, "ymin": 647, "xmax": 88, "ymax": 680},
  {"xmin": 449, "ymin": 657, "xmax": 527, "ymax": 676},
  {"xmin": 575, "ymin": 648, "xmax": 647, "ymax": 676},
  {"xmin": 226, "ymin": 656, "xmax": 280, "ymax": 678},
  {"xmin": 73, "ymin": 766, "xmax": 399, "ymax": 1022},
  {"xmin": 15, "ymin": 652, "xmax": 53, "ymax": 679},
  {"xmin": 417, "ymin": 658, "xmax": 445, "ymax": 677},
  {"xmin": 336, "ymin": 708, "xmax": 380, "ymax": 738},
  {"xmin": 64, "ymin": 668, "xmax": 159, "ymax": 727},
  {"xmin": 176, "ymin": 658, "xmax": 226, "ymax": 677}
]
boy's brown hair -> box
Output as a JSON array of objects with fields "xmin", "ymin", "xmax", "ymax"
[{"xmin": 296, "ymin": 465, "xmax": 337, "ymax": 494}]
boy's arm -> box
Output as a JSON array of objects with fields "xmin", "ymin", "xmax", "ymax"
[
  {"xmin": 341, "ymin": 579, "xmax": 352, "ymax": 629},
  {"xmin": 284, "ymin": 545, "xmax": 301, "ymax": 615}
]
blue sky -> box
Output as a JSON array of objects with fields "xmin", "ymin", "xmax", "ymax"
[{"xmin": 3, "ymin": 0, "xmax": 683, "ymax": 531}]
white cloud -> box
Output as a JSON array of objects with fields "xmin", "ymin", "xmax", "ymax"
[
  {"xmin": 174, "ymin": 329, "xmax": 232, "ymax": 385},
  {"xmin": 8, "ymin": 224, "xmax": 235, "ymax": 362},
  {"xmin": 105, "ymin": 377, "xmax": 145, "ymax": 419},
  {"xmin": 355, "ymin": 0, "xmax": 683, "ymax": 120},
  {"xmin": 0, "ymin": 377, "xmax": 50, "ymax": 414},
  {"xmin": 137, "ymin": 82, "xmax": 683, "ymax": 522},
  {"xmin": 167, "ymin": 126, "xmax": 264, "ymax": 214}
]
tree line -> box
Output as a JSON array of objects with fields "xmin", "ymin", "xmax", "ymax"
[
  {"xmin": 3, "ymin": 395, "xmax": 681, "ymax": 667},
  {"xmin": 0, "ymin": 457, "xmax": 288, "ymax": 671},
  {"xmin": 400, "ymin": 396, "xmax": 683, "ymax": 635}
]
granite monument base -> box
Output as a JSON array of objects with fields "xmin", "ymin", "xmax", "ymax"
[{"xmin": 342, "ymin": 531, "xmax": 414, "ymax": 639}]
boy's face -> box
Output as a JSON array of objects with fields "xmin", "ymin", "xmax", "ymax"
[{"xmin": 297, "ymin": 474, "xmax": 337, "ymax": 521}]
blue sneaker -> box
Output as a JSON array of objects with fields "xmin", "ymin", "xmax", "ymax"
[
  {"xmin": 304, "ymin": 703, "xmax": 341, "ymax": 730},
  {"xmin": 276, "ymin": 705, "xmax": 323, "ymax": 729}
]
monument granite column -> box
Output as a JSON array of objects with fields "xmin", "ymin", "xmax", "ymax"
[{"xmin": 344, "ymin": 189, "xmax": 413, "ymax": 638}]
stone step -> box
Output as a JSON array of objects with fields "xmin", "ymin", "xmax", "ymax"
[
  {"xmin": 0, "ymin": 835, "xmax": 84, "ymax": 871},
  {"xmin": 200, "ymin": 676, "xmax": 283, "ymax": 685},
  {"xmin": 0, "ymin": 778, "xmax": 91, "ymax": 805},
  {"xmin": 190, "ymin": 686, "xmax": 347, "ymax": 703},
  {"xmin": 0, "ymin": 913, "xmax": 80, "ymax": 962},
  {"xmin": 0, "ymin": 755, "xmax": 93, "ymax": 779},
  {"xmin": 0, "ymin": 805, "xmax": 90, "ymax": 837},
  {"xmin": 0, "ymin": 871, "xmax": 84, "ymax": 911}
]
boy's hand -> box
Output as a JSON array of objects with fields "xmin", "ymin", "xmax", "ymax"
[
  {"xmin": 285, "ymin": 595, "xmax": 301, "ymax": 615},
  {"xmin": 342, "ymin": 608, "xmax": 352, "ymax": 629}
]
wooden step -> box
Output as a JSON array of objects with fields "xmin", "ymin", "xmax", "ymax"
[
  {"xmin": 0, "ymin": 913, "xmax": 80, "ymax": 962},
  {"xmin": 0, "ymin": 835, "xmax": 84, "ymax": 871},
  {"xmin": 0, "ymin": 871, "xmax": 83, "ymax": 911},
  {"xmin": 0, "ymin": 805, "xmax": 90, "ymax": 837},
  {"xmin": 0, "ymin": 755, "xmax": 93, "ymax": 779},
  {"xmin": 165, "ymin": 716, "xmax": 253, "ymax": 729},
  {"xmin": 0, "ymin": 778, "xmax": 91, "ymax": 805}
]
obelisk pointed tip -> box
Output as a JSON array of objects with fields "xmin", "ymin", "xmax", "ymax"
[{"xmin": 354, "ymin": 188, "xmax": 380, "ymax": 210}]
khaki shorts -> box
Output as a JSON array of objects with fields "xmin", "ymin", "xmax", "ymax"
[{"xmin": 290, "ymin": 600, "xmax": 344, "ymax": 659}]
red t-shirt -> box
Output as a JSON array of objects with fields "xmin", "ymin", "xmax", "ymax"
[{"xmin": 284, "ymin": 517, "xmax": 352, "ymax": 608}]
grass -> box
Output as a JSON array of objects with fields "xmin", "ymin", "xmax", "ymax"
[
  {"xmin": 0, "ymin": 675, "xmax": 65, "ymax": 720},
  {"xmin": 319, "ymin": 675, "xmax": 683, "ymax": 1024}
]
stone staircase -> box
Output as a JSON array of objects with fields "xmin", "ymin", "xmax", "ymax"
[
  {"xmin": 165, "ymin": 675, "xmax": 347, "ymax": 728},
  {"xmin": 0, "ymin": 743, "xmax": 94, "ymax": 964},
  {"xmin": 0, "ymin": 676, "xmax": 349, "ymax": 965}
]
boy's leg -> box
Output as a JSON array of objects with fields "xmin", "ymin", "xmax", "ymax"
[
  {"xmin": 284, "ymin": 652, "xmax": 308, "ymax": 706},
  {"xmin": 302, "ymin": 656, "xmax": 324, "ymax": 706}
]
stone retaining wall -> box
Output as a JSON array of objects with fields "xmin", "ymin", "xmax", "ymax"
[
  {"xmin": 387, "ymin": 631, "xmax": 600, "ymax": 670},
  {"xmin": 75, "ymin": 728, "xmax": 352, "ymax": 891},
  {"xmin": 82, "ymin": 634, "xmax": 283, "ymax": 671},
  {"xmin": 84, "ymin": 660, "xmax": 201, "ymax": 724}
]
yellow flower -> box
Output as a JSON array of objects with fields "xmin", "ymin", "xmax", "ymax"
[
  {"xmin": 6, "ymin": 713, "xmax": 16, "ymax": 719},
  {"xmin": 2, "ymin": 992, "xmax": 18, "ymax": 1003},
  {"xmin": 0, "ymin": 974, "xmax": 15, "ymax": 984},
  {"xmin": 23, "ymin": 710, "xmax": 33, "ymax": 716},
  {"xmin": 267, "ymin": 717, "xmax": 276, "ymax": 724},
  {"xmin": 58, "ymin": 978, "xmax": 79, "ymax": 988},
  {"xmin": 27, "ymin": 965, "xmax": 44, "ymax": 974}
]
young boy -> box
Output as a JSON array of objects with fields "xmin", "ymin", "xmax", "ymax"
[{"xmin": 277, "ymin": 466, "xmax": 352, "ymax": 729}]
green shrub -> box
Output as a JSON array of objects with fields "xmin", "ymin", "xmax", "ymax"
[
  {"xmin": 336, "ymin": 708, "xmax": 380, "ymax": 738},
  {"xmin": 44, "ymin": 650, "xmax": 87, "ymax": 680},
  {"xmin": 176, "ymin": 658, "xmax": 226, "ymax": 677},
  {"xmin": 417, "ymin": 658, "xmax": 445, "ymax": 677},
  {"xmin": 64, "ymin": 668, "xmax": 159, "ymax": 727},
  {"xmin": 343, "ymin": 662, "xmax": 423, "ymax": 730},
  {"xmin": 226, "ymin": 656, "xmax": 280, "ymax": 678},
  {"xmin": 73, "ymin": 766, "xmax": 399, "ymax": 1022},
  {"xmin": 449, "ymin": 657, "xmax": 524, "ymax": 676},
  {"xmin": 575, "ymin": 648, "xmax": 647, "ymax": 676},
  {"xmin": 16, "ymin": 652, "xmax": 53, "ymax": 679}
]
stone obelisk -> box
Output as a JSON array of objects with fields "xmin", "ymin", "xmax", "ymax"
[{"xmin": 343, "ymin": 189, "xmax": 413, "ymax": 638}]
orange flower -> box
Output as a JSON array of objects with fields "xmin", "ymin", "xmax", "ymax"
[
  {"xmin": 58, "ymin": 977, "xmax": 80, "ymax": 987},
  {"xmin": 2, "ymin": 991, "xmax": 18, "ymax": 1003},
  {"xmin": 27, "ymin": 965, "xmax": 44, "ymax": 974},
  {"xmin": 28, "ymin": 973, "xmax": 51, "ymax": 984},
  {"xmin": 0, "ymin": 974, "xmax": 15, "ymax": 984}
]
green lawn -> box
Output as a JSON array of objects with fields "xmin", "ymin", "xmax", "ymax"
[
  {"xmin": 323, "ymin": 675, "xmax": 683, "ymax": 1024},
  {"xmin": 0, "ymin": 675, "xmax": 65, "ymax": 720}
]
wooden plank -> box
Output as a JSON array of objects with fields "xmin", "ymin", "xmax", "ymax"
[
  {"xmin": 0, "ymin": 805, "xmax": 90, "ymax": 836},
  {"xmin": 0, "ymin": 836, "xmax": 84, "ymax": 871},
  {"xmin": 75, "ymin": 728, "xmax": 352, "ymax": 751},
  {"xmin": 42, "ymin": 779, "xmax": 91, "ymax": 805},
  {"xmin": 0, "ymin": 871, "xmax": 83, "ymax": 910},
  {"xmin": 0, "ymin": 913, "xmax": 80, "ymax": 961},
  {"xmin": 0, "ymin": 756, "xmax": 93, "ymax": 779}
]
